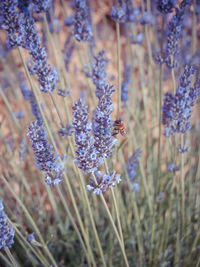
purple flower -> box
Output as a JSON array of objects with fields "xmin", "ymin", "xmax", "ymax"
[
  {"xmin": 168, "ymin": 163, "xmax": 180, "ymax": 172},
  {"xmin": 126, "ymin": 149, "xmax": 142, "ymax": 192},
  {"xmin": 72, "ymin": 99, "xmax": 103, "ymax": 173},
  {"xmin": 165, "ymin": 8, "xmax": 184, "ymax": 68},
  {"xmin": 19, "ymin": 14, "xmax": 58, "ymax": 93},
  {"xmin": 0, "ymin": 199, "xmax": 15, "ymax": 250},
  {"xmin": 110, "ymin": 2, "xmax": 126, "ymax": 22},
  {"xmin": 162, "ymin": 65, "xmax": 200, "ymax": 137},
  {"xmin": 19, "ymin": 138, "xmax": 27, "ymax": 162},
  {"xmin": 156, "ymin": 0, "xmax": 176, "ymax": 14},
  {"xmin": 19, "ymin": 73, "xmax": 42, "ymax": 124},
  {"xmin": 0, "ymin": 0, "xmax": 20, "ymax": 48},
  {"xmin": 58, "ymin": 123, "xmax": 74, "ymax": 137},
  {"xmin": 91, "ymin": 51, "xmax": 117, "ymax": 158},
  {"xmin": 27, "ymin": 232, "xmax": 35, "ymax": 244},
  {"xmin": 73, "ymin": 0, "xmax": 93, "ymax": 42},
  {"xmin": 121, "ymin": 63, "xmax": 131, "ymax": 107},
  {"xmin": 124, "ymin": 0, "xmax": 138, "ymax": 22},
  {"xmin": 86, "ymin": 171, "xmax": 121, "ymax": 195},
  {"xmin": 92, "ymin": 85, "xmax": 117, "ymax": 158},
  {"xmin": 13, "ymin": 110, "xmax": 24, "ymax": 120},
  {"xmin": 64, "ymin": 33, "xmax": 75, "ymax": 71},
  {"xmin": 27, "ymin": 120, "xmax": 64, "ymax": 186},
  {"xmin": 179, "ymin": 140, "xmax": 190, "ymax": 153},
  {"xmin": 140, "ymin": 12, "xmax": 155, "ymax": 26},
  {"xmin": 92, "ymin": 50, "xmax": 109, "ymax": 98},
  {"xmin": 57, "ymin": 88, "xmax": 71, "ymax": 97},
  {"xmin": 0, "ymin": 2, "xmax": 58, "ymax": 93}
]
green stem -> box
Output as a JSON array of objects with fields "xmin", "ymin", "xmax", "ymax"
[
  {"xmin": 116, "ymin": 22, "xmax": 121, "ymax": 118},
  {"xmin": 92, "ymin": 173, "xmax": 129, "ymax": 267},
  {"xmin": 5, "ymin": 248, "xmax": 18, "ymax": 267}
]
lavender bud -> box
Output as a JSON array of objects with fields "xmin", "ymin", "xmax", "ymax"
[{"xmin": 27, "ymin": 232, "xmax": 36, "ymax": 244}]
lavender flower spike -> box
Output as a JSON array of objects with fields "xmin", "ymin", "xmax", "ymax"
[
  {"xmin": 162, "ymin": 65, "xmax": 200, "ymax": 137},
  {"xmin": 92, "ymin": 85, "xmax": 117, "ymax": 158},
  {"xmin": 73, "ymin": 0, "xmax": 93, "ymax": 42},
  {"xmin": 27, "ymin": 120, "xmax": 64, "ymax": 186},
  {"xmin": 0, "ymin": 199, "xmax": 15, "ymax": 250},
  {"xmin": 72, "ymin": 99, "xmax": 103, "ymax": 173}
]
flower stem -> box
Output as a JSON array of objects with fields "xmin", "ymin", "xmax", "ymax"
[{"xmin": 116, "ymin": 22, "xmax": 121, "ymax": 119}]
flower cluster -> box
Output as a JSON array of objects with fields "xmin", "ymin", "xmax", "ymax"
[
  {"xmin": 92, "ymin": 85, "xmax": 117, "ymax": 158},
  {"xmin": 121, "ymin": 63, "xmax": 131, "ymax": 107},
  {"xmin": 165, "ymin": 8, "xmax": 184, "ymax": 68},
  {"xmin": 0, "ymin": 0, "xmax": 20, "ymax": 48},
  {"xmin": 162, "ymin": 65, "xmax": 200, "ymax": 137},
  {"xmin": 126, "ymin": 148, "xmax": 142, "ymax": 192},
  {"xmin": 110, "ymin": 2, "xmax": 126, "ymax": 22},
  {"xmin": 92, "ymin": 50, "xmax": 109, "ymax": 98},
  {"xmin": 19, "ymin": 14, "xmax": 58, "ymax": 93},
  {"xmin": 110, "ymin": 0, "xmax": 138, "ymax": 23},
  {"xmin": 92, "ymin": 50, "xmax": 117, "ymax": 158},
  {"xmin": 0, "ymin": 199, "xmax": 15, "ymax": 250},
  {"xmin": 72, "ymin": 99, "xmax": 103, "ymax": 173},
  {"xmin": 27, "ymin": 120, "xmax": 64, "ymax": 186},
  {"xmin": 1, "ymin": 0, "xmax": 58, "ymax": 93},
  {"xmin": 156, "ymin": 0, "xmax": 176, "ymax": 14},
  {"xmin": 73, "ymin": 0, "xmax": 93, "ymax": 42},
  {"xmin": 18, "ymin": 0, "xmax": 52, "ymax": 14},
  {"xmin": 86, "ymin": 171, "xmax": 121, "ymax": 195}
]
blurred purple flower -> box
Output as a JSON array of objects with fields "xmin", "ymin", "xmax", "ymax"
[
  {"xmin": 126, "ymin": 148, "xmax": 142, "ymax": 192},
  {"xmin": 92, "ymin": 50, "xmax": 108, "ymax": 98},
  {"xmin": 19, "ymin": 73, "xmax": 42, "ymax": 124},
  {"xmin": 59, "ymin": 123, "xmax": 74, "ymax": 137},
  {"xmin": 156, "ymin": 0, "xmax": 176, "ymax": 14},
  {"xmin": 162, "ymin": 65, "xmax": 200, "ymax": 137},
  {"xmin": 121, "ymin": 63, "xmax": 131, "ymax": 107},
  {"xmin": 19, "ymin": 138, "xmax": 27, "ymax": 162},
  {"xmin": 13, "ymin": 110, "xmax": 24, "ymax": 120},
  {"xmin": 64, "ymin": 33, "xmax": 75, "ymax": 71},
  {"xmin": 73, "ymin": 0, "xmax": 93, "ymax": 42},
  {"xmin": 27, "ymin": 232, "xmax": 36, "ymax": 244},
  {"xmin": 110, "ymin": 2, "xmax": 126, "ymax": 22},
  {"xmin": 86, "ymin": 171, "xmax": 121, "ymax": 195},
  {"xmin": 0, "ymin": 199, "xmax": 15, "ymax": 250},
  {"xmin": 168, "ymin": 163, "xmax": 180, "ymax": 172}
]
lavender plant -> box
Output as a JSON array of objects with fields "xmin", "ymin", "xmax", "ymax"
[{"xmin": 0, "ymin": 1, "xmax": 199, "ymax": 266}]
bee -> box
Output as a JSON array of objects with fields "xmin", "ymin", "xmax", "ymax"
[{"xmin": 112, "ymin": 119, "xmax": 126, "ymax": 136}]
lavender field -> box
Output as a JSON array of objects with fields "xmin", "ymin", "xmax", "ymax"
[{"xmin": 0, "ymin": 0, "xmax": 200, "ymax": 266}]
